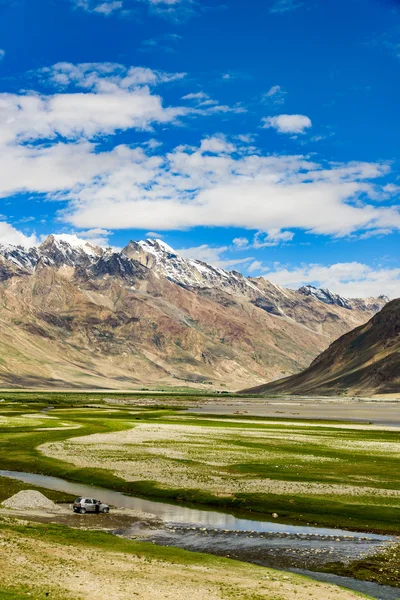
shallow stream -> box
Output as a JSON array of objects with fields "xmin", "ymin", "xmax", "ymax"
[{"xmin": 1, "ymin": 469, "xmax": 398, "ymax": 600}]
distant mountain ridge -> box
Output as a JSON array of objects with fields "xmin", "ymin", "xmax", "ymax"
[
  {"xmin": 0, "ymin": 234, "xmax": 388, "ymax": 390},
  {"xmin": 241, "ymin": 299, "xmax": 400, "ymax": 396},
  {"xmin": 298, "ymin": 285, "xmax": 388, "ymax": 312},
  {"xmin": 0, "ymin": 235, "xmax": 387, "ymax": 313}
]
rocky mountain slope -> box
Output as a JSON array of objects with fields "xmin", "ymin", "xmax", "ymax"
[
  {"xmin": 242, "ymin": 299, "xmax": 400, "ymax": 396},
  {"xmin": 0, "ymin": 235, "xmax": 388, "ymax": 390}
]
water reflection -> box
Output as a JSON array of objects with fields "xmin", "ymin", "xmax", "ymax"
[{"xmin": 0, "ymin": 470, "xmax": 390, "ymax": 540}]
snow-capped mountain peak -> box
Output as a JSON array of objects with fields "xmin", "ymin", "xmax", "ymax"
[
  {"xmin": 298, "ymin": 285, "xmax": 352, "ymax": 309},
  {"xmin": 36, "ymin": 234, "xmax": 103, "ymax": 268},
  {"xmin": 123, "ymin": 238, "xmax": 237, "ymax": 289},
  {"xmin": 49, "ymin": 234, "xmax": 101, "ymax": 257},
  {"xmin": 0, "ymin": 235, "xmax": 389, "ymax": 317},
  {"xmin": 40, "ymin": 234, "xmax": 102, "ymax": 258}
]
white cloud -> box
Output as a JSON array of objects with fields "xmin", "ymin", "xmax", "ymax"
[
  {"xmin": 263, "ymin": 85, "xmax": 286, "ymax": 105},
  {"xmin": 182, "ymin": 91, "xmax": 210, "ymax": 101},
  {"xmin": 200, "ymin": 135, "xmax": 236, "ymax": 155},
  {"xmin": 181, "ymin": 90, "xmax": 243, "ymax": 114},
  {"xmin": 0, "ymin": 64, "xmax": 189, "ymax": 147},
  {"xmin": 232, "ymin": 230, "xmax": 294, "ymax": 250},
  {"xmin": 247, "ymin": 260, "xmax": 263, "ymax": 273},
  {"xmin": 262, "ymin": 114, "xmax": 312, "ymax": 134},
  {"xmin": 147, "ymin": 0, "xmax": 196, "ymax": 21},
  {"xmin": 263, "ymin": 262, "xmax": 400, "ymax": 299},
  {"xmin": 71, "ymin": 0, "xmax": 198, "ymax": 20},
  {"xmin": 72, "ymin": 0, "xmax": 129, "ymax": 15},
  {"xmin": 0, "ymin": 222, "xmax": 38, "ymax": 248},
  {"xmin": 270, "ymin": 0, "xmax": 303, "ymax": 14},
  {"xmin": 45, "ymin": 62, "xmax": 186, "ymax": 90},
  {"xmin": 93, "ymin": 1, "xmax": 123, "ymax": 14},
  {"xmin": 0, "ymin": 49, "xmax": 5, "ymax": 61},
  {"xmin": 145, "ymin": 231, "xmax": 164, "ymax": 238},
  {"xmin": 76, "ymin": 228, "xmax": 112, "ymax": 246},
  {"xmin": 58, "ymin": 137, "xmax": 400, "ymax": 239},
  {"xmin": 232, "ymin": 237, "xmax": 249, "ymax": 249},
  {"xmin": 253, "ymin": 230, "xmax": 294, "ymax": 247},
  {"xmin": 0, "ymin": 64, "xmax": 399, "ymax": 248}
]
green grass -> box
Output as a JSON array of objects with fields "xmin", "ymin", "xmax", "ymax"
[
  {"xmin": 0, "ymin": 519, "xmax": 374, "ymax": 599},
  {"xmin": 0, "ymin": 396, "xmax": 399, "ymax": 534},
  {"xmin": 0, "ymin": 586, "xmax": 71, "ymax": 600},
  {"xmin": 0, "ymin": 389, "xmax": 237, "ymax": 404}
]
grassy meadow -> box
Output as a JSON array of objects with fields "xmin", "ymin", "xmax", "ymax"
[
  {"xmin": 0, "ymin": 520, "xmax": 372, "ymax": 600},
  {"xmin": 0, "ymin": 393, "xmax": 399, "ymax": 534}
]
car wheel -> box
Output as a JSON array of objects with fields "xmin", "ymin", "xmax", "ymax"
[
  {"xmin": 80, "ymin": 507, "xmax": 86, "ymax": 514},
  {"xmin": 102, "ymin": 507, "xmax": 109, "ymax": 514}
]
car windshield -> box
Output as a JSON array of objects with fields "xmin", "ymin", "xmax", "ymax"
[{"xmin": 75, "ymin": 498, "xmax": 82, "ymax": 502}]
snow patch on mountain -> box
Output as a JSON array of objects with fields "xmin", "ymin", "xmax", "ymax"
[
  {"xmin": 51, "ymin": 234, "xmax": 99, "ymax": 257},
  {"xmin": 298, "ymin": 285, "xmax": 352, "ymax": 309}
]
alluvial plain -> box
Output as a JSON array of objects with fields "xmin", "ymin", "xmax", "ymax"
[{"xmin": 0, "ymin": 392, "xmax": 399, "ymax": 598}]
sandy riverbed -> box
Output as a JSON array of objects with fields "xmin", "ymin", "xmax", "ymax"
[{"xmin": 187, "ymin": 396, "xmax": 400, "ymax": 426}]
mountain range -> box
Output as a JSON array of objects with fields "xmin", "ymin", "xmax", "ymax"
[
  {"xmin": 0, "ymin": 234, "xmax": 388, "ymax": 390},
  {"xmin": 243, "ymin": 299, "xmax": 400, "ymax": 396}
]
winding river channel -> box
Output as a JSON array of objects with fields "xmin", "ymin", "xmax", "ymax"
[{"xmin": 1, "ymin": 469, "xmax": 399, "ymax": 600}]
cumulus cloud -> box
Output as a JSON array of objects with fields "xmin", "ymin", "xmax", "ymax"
[
  {"xmin": 57, "ymin": 136, "xmax": 400, "ymax": 240},
  {"xmin": 262, "ymin": 114, "xmax": 312, "ymax": 134},
  {"xmin": 232, "ymin": 237, "xmax": 250, "ymax": 249},
  {"xmin": 263, "ymin": 262, "xmax": 400, "ymax": 299},
  {"xmin": 0, "ymin": 64, "xmax": 399, "ymax": 248},
  {"xmin": 0, "ymin": 63, "xmax": 190, "ymax": 148},
  {"xmin": 0, "ymin": 222, "xmax": 38, "ymax": 248}
]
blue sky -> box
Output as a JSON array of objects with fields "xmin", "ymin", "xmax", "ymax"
[{"xmin": 0, "ymin": 0, "xmax": 399, "ymax": 297}]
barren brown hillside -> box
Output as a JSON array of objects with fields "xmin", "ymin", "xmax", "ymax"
[
  {"xmin": 0, "ymin": 236, "xmax": 387, "ymax": 390},
  {"xmin": 242, "ymin": 299, "xmax": 400, "ymax": 396}
]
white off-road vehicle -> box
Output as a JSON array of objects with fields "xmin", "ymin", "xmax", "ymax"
[{"xmin": 73, "ymin": 497, "xmax": 110, "ymax": 514}]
